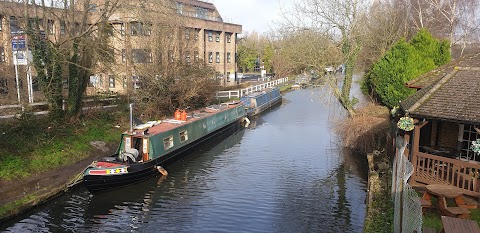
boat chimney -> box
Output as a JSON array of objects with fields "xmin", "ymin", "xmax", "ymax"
[{"xmin": 129, "ymin": 103, "xmax": 133, "ymax": 132}]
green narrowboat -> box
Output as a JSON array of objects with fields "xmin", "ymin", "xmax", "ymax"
[{"xmin": 83, "ymin": 100, "xmax": 247, "ymax": 193}]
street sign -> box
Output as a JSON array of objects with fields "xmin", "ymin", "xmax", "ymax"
[
  {"xmin": 12, "ymin": 51, "xmax": 30, "ymax": 65},
  {"xmin": 12, "ymin": 34, "xmax": 26, "ymax": 51}
]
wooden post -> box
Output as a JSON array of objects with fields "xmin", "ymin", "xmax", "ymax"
[{"xmin": 410, "ymin": 120, "xmax": 429, "ymax": 185}]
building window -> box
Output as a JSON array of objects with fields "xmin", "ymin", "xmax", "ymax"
[
  {"xmin": 196, "ymin": 7, "xmax": 207, "ymax": 19},
  {"xmin": 164, "ymin": 136, "xmax": 174, "ymax": 150},
  {"xmin": 185, "ymin": 29, "xmax": 190, "ymax": 40},
  {"xmin": 208, "ymin": 31, "xmax": 213, "ymax": 42},
  {"xmin": 208, "ymin": 52, "xmax": 213, "ymax": 63},
  {"xmin": 227, "ymin": 34, "xmax": 231, "ymax": 43},
  {"xmin": 143, "ymin": 23, "xmax": 152, "ymax": 36},
  {"xmin": 216, "ymin": 32, "xmax": 220, "ymax": 42},
  {"xmin": 132, "ymin": 49, "xmax": 152, "ymax": 63},
  {"xmin": 176, "ymin": 3, "xmax": 183, "ymax": 14},
  {"xmin": 194, "ymin": 51, "xmax": 199, "ymax": 62},
  {"xmin": 227, "ymin": 52, "xmax": 231, "ymax": 63},
  {"xmin": 120, "ymin": 23, "xmax": 125, "ymax": 36},
  {"xmin": 194, "ymin": 29, "xmax": 199, "ymax": 41},
  {"xmin": 0, "ymin": 47, "xmax": 5, "ymax": 62},
  {"xmin": 109, "ymin": 75, "xmax": 115, "ymax": 88},
  {"xmin": 121, "ymin": 49, "xmax": 126, "ymax": 62},
  {"xmin": 60, "ymin": 21, "xmax": 66, "ymax": 35},
  {"xmin": 47, "ymin": 20, "xmax": 54, "ymax": 35},
  {"xmin": 216, "ymin": 52, "xmax": 220, "ymax": 63},
  {"xmin": 185, "ymin": 51, "xmax": 190, "ymax": 63},
  {"xmin": 130, "ymin": 22, "xmax": 141, "ymax": 36},
  {"xmin": 179, "ymin": 131, "xmax": 188, "ymax": 142},
  {"xmin": 461, "ymin": 124, "xmax": 479, "ymax": 161},
  {"xmin": 0, "ymin": 15, "xmax": 2, "ymax": 31},
  {"xmin": 123, "ymin": 76, "xmax": 127, "ymax": 88},
  {"xmin": 10, "ymin": 16, "xmax": 21, "ymax": 33},
  {"xmin": 130, "ymin": 22, "xmax": 151, "ymax": 36},
  {"xmin": 0, "ymin": 78, "xmax": 7, "ymax": 94},
  {"xmin": 168, "ymin": 50, "xmax": 174, "ymax": 63},
  {"xmin": 132, "ymin": 76, "xmax": 141, "ymax": 89},
  {"xmin": 88, "ymin": 4, "xmax": 97, "ymax": 12}
]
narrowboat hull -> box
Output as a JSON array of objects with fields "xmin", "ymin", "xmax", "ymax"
[
  {"xmin": 241, "ymin": 87, "xmax": 282, "ymax": 117},
  {"xmin": 248, "ymin": 96, "xmax": 282, "ymax": 116},
  {"xmin": 84, "ymin": 119, "xmax": 245, "ymax": 193}
]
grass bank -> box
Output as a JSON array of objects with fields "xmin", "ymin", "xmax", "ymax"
[{"xmin": 0, "ymin": 111, "xmax": 127, "ymax": 180}]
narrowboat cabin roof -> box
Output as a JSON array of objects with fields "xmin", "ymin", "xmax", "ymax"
[{"xmin": 125, "ymin": 100, "xmax": 244, "ymax": 137}]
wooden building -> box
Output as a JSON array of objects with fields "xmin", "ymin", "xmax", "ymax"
[{"xmin": 399, "ymin": 53, "xmax": 480, "ymax": 197}]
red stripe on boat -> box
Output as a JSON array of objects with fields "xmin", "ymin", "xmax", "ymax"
[
  {"xmin": 96, "ymin": 161, "xmax": 123, "ymax": 168},
  {"xmin": 89, "ymin": 170, "xmax": 108, "ymax": 175}
]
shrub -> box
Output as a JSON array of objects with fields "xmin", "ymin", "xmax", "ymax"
[{"xmin": 363, "ymin": 29, "xmax": 450, "ymax": 108}]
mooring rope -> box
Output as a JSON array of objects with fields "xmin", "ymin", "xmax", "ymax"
[{"xmin": 66, "ymin": 161, "xmax": 96, "ymax": 190}]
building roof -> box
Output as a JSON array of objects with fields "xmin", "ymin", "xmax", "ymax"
[
  {"xmin": 176, "ymin": 0, "xmax": 216, "ymax": 11},
  {"xmin": 401, "ymin": 53, "xmax": 480, "ymax": 125}
]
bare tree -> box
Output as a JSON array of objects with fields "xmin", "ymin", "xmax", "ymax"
[
  {"xmin": 0, "ymin": 0, "xmax": 121, "ymax": 120},
  {"xmin": 119, "ymin": 0, "xmax": 220, "ymax": 117},
  {"xmin": 279, "ymin": 0, "xmax": 369, "ymax": 116},
  {"xmin": 271, "ymin": 29, "xmax": 341, "ymax": 77},
  {"xmin": 359, "ymin": 0, "xmax": 409, "ymax": 69},
  {"xmin": 407, "ymin": 0, "xmax": 480, "ymax": 55}
]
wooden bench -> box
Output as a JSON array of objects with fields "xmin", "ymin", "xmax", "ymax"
[
  {"xmin": 457, "ymin": 195, "xmax": 479, "ymax": 209},
  {"xmin": 440, "ymin": 197, "xmax": 470, "ymax": 219},
  {"xmin": 440, "ymin": 216, "xmax": 480, "ymax": 233}
]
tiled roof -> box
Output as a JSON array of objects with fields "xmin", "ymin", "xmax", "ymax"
[{"xmin": 400, "ymin": 54, "xmax": 480, "ymax": 125}]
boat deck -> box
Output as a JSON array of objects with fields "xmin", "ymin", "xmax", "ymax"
[{"xmin": 130, "ymin": 101, "xmax": 243, "ymax": 136}]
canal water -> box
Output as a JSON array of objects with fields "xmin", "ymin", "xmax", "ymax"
[{"xmin": 1, "ymin": 89, "xmax": 368, "ymax": 233}]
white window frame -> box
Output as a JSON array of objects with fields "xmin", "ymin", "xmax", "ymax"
[
  {"xmin": 180, "ymin": 131, "xmax": 188, "ymax": 143},
  {"xmin": 164, "ymin": 136, "xmax": 174, "ymax": 150}
]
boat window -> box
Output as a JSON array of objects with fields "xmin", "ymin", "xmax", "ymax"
[
  {"xmin": 124, "ymin": 136, "xmax": 132, "ymax": 150},
  {"xmin": 180, "ymin": 131, "xmax": 188, "ymax": 142},
  {"xmin": 164, "ymin": 136, "xmax": 174, "ymax": 150}
]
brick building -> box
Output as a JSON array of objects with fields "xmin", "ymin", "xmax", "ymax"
[{"xmin": 0, "ymin": 0, "xmax": 242, "ymax": 105}]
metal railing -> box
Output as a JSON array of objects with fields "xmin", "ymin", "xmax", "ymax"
[{"xmin": 216, "ymin": 77, "xmax": 289, "ymax": 99}]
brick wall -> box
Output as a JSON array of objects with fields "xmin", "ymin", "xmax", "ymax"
[{"xmin": 437, "ymin": 121, "xmax": 459, "ymax": 150}]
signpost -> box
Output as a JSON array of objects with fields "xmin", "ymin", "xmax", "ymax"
[{"xmin": 11, "ymin": 31, "xmax": 34, "ymax": 104}]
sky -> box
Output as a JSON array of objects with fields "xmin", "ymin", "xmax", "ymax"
[{"xmin": 212, "ymin": 0, "xmax": 293, "ymax": 35}]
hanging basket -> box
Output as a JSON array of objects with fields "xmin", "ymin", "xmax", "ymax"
[
  {"xmin": 471, "ymin": 139, "xmax": 480, "ymax": 155},
  {"xmin": 397, "ymin": 116, "xmax": 414, "ymax": 131}
]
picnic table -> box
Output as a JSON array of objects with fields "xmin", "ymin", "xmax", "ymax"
[
  {"xmin": 422, "ymin": 184, "xmax": 470, "ymax": 218},
  {"xmin": 440, "ymin": 216, "xmax": 480, "ymax": 233}
]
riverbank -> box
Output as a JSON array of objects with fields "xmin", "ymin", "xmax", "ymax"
[
  {"xmin": 334, "ymin": 103, "xmax": 394, "ymax": 232},
  {"xmin": 0, "ymin": 112, "xmax": 125, "ymax": 222}
]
